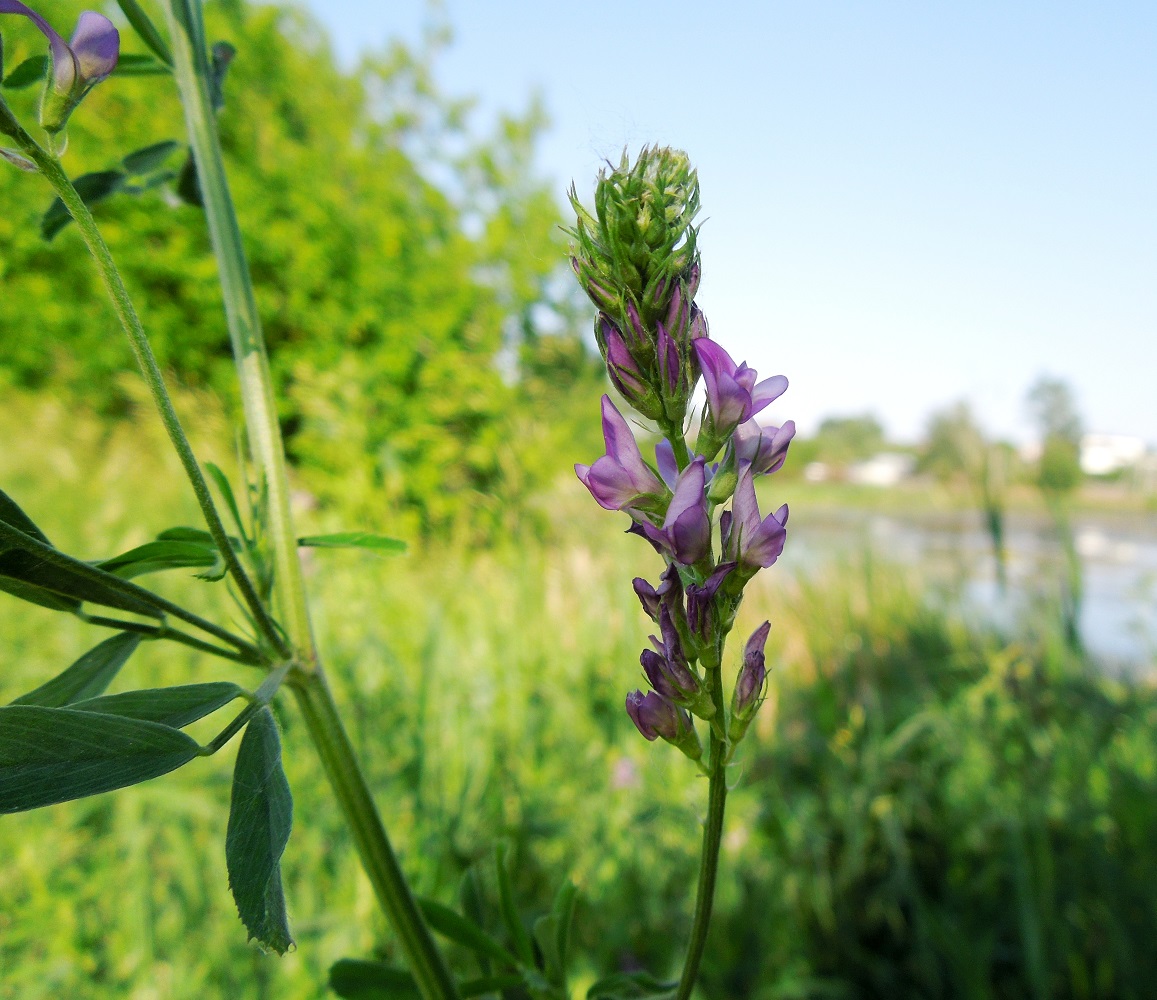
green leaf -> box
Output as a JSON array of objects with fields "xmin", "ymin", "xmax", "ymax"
[
  {"xmin": 205, "ymin": 463, "xmax": 246, "ymax": 540},
  {"xmin": 460, "ymin": 975, "xmax": 526, "ymax": 998},
  {"xmin": 42, "ymin": 171, "xmax": 126, "ymax": 241},
  {"xmin": 329, "ymin": 959, "xmax": 420, "ymax": 999},
  {"xmin": 122, "ymin": 140, "xmax": 181, "ymax": 175},
  {"xmin": 114, "ymin": 0, "xmax": 173, "ymax": 66},
  {"xmin": 111, "ymin": 52, "xmax": 170, "ymax": 77},
  {"xmin": 175, "ymin": 151, "xmax": 202, "ymax": 207},
  {"xmin": 226, "ymin": 708, "xmax": 293, "ymax": 954},
  {"xmin": 0, "ymin": 548, "xmax": 163, "ymax": 618},
  {"xmin": 98, "ymin": 540, "xmax": 219, "ymax": 579},
  {"xmin": 533, "ymin": 879, "xmax": 578, "ymax": 988},
  {"xmin": 0, "ymin": 707, "xmax": 202, "ymax": 813},
  {"xmin": 2, "ymin": 55, "xmax": 47, "ymax": 90},
  {"xmin": 297, "ymin": 532, "xmax": 406, "ymax": 554},
  {"xmin": 496, "ymin": 843, "xmax": 536, "ymax": 965},
  {"xmin": 0, "ymin": 488, "xmax": 52, "ymax": 546},
  {"xmin": 586, "ymin": 971, "xmax": 678, "ymax": 1000},
  {"xmin": 71, "ymin": 682, "xmax": 246, "ymax": 728},
  {"xmin": 11, "ymin": 632, "xmax": 141, "ymax": 707},
  {"xmin": 156, "ymin": 526, "xmax": 216, "ymax": 544},
  {"xmin": 417, "ymin": 896, "xmax": 521, "ymax": 968}
]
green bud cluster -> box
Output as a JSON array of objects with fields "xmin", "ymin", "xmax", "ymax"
[{"xmin": 567, "ymin": 146, "xmax": 704, "ymax": 424}]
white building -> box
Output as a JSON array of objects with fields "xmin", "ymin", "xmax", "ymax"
[
  {"xmin": 847, "ymin": 452, "xmax": 915, "ymax": 487},
  {"xmin": 1080, "ymin": 434, "xmax": 1147, "ymax": 476}
]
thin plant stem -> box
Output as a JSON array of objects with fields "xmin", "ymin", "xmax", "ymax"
[
  {"xmin": 292, "ymin": 672, "xmax": 462, "ymax": 1000},
  {"xmin": 161, "ymin": 4, "xmax": 460, "ymax": 995},
  {"xmin": 81, "ymin": 614, "xmax": 263, "ymax": 666},
  {"xmin": 163, "ymin": 0, "xmax": 311, "ymax": 657},
  {"xmin": 675, "ymin": 649, "xmax": 729, "ymax": 1000},
  {"xmin": 6, "ymin": 125, "xmax": 288, "ymax": 661}
]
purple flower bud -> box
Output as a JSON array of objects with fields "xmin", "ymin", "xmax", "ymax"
[
  {"xmin": 633, "ymin": 577, "xmax": 662, "ymax": 620},
  {"xmin": 723, "ymin": 464, "xmax": 788, "ymax": 571},
  {"xmin": 732, "ymin": 621, "xmax": 770, "ymax": 721},
  {"xmin": 693, "ymin": 339, "xmax": 788, "ymax": 440},
  {"xmin": 575, "ymin": 395, "xmax": 665, "ymax": 511},
  {"xmin": 686, "ymin": 561, "xmax": 736, "ymax": 646},
  {"xmin": 603, "ymin": 322, "xmax": 648, "ymax": 398},
  {"xmin": 734, "ymin": 419, "xmax": 796, "ymax": 476},
  {"xmin": 572, "ymin": 258, "xmax": 618, "ymax": 313},
  {"xmin": 686, "ymin": 262, "xmax": 701, "ymax": 300},
  {"xmin": 625, "ymin": 689, "xmax": 681, "ymax": 742},
  {"xmin": 634, "ymin": 457, "xmax": 711, "ymax": 564},
  {"xmin": 0, "ymin": 3, "xmax": 119, "ymax": 134},
  {"xmin": 624, "ymin": 298, "xmax": 648, "ymax": 351},
  {"xmin": 664, "ymin": 284, "xmax": 689, "ymax": 344},
  {"xmin": 656, "ymin": 322, "xmax": 681, "ymax": 397}
]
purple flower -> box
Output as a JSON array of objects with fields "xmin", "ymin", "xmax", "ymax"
[
  {"xmin": 625, "ymin": 689, "xmax": 682, "ymax": 741},
  {"xmin": 632, "ymin": 456, "xmax": 711, "ymax": 564},
  {"xmin": 656, "ymin": 321, "xmax": 681, "ymax": 398},
  {"xmin": 0, "ymin": 3, "xmax": 119, "ymax": 133},
  {"xmin": 575, "ymin": 395, "xmax": 665, "ymax": 511},
  {"xmin": 730, "ymin": 622, "xmax": 770, "ymax": 741},
  {"xmin": 722, "ymin": 464, "xmax": 788, "ymax": 571},
  {"xmin": 633, "ymin": 562, "xmax": 684, "ymax": 622},
  {"xmin": 734, "ymin": 419, "xmax": 796, "ymax": 476},
  {"xmin": 693, "ymin": 339, "xmax": 788, "ymax": 439},
  {"xmin": 686, "ymin": 561, "xmax": 736, "ymax": 648}
]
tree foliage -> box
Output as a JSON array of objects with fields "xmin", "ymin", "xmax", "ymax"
[{"xmin": 0, "ymin": 1, "xmax": 603, "ymax": 536}]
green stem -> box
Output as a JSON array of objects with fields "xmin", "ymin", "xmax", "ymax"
[
  {"xmin": 81, "ymin": 614, "xmax": 263, "ymax": 665},
  {"xmin": 663, "ymin": 420, "xmax": 692, "ymax": 471},
  {"xmin": 9, "ymin": 129, "xmax": 287, "ymax": 660},
  {"xmin": 163, "ymin": 0, "xmax": 311, "ymax": 657},
  {"xmin": 676, "ymin": 647, "xmax": 729, "ymax": 1000},
  {"xmin": 292, "ymin": 672, "xmax": 461, "ymax": 1000},
  {"xmin": 162, "ymin": 5, "xmax": 458, "ymax": 995}
]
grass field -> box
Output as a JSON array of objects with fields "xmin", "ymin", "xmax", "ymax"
[{"xmin": 2, "ymin": 392, "xmax": 1156, "ymax": 999}]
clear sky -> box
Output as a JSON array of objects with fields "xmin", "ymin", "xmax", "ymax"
[{"xmin": 302, "ymin": 0, "xmax": 1156, "ymax": 444}]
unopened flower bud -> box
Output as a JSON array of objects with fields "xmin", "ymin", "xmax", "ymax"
[
  {"xmin": 729, "ymin": 621, "xmax": 770, "ymax": 743},
  {"xmin": 625, "ymin": 690, "xmax": 702, "ymax": 760}
]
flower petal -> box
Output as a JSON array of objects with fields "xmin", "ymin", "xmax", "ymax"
[{"xmin": 69, "ymin": 11, "xmax": 118, "ymax": 82}]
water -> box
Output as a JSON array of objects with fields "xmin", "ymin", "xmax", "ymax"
[{"xmin": 781, "ymin": 506, "xmax": 1157, "ymax": 672}]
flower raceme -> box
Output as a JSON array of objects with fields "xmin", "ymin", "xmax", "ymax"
[{"xmin": 0, "ymin": 3, "xmax": 119, "ymax": 135}]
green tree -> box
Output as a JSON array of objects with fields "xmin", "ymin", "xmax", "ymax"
[{"xmin": 0, "ymin": 1, "xmax": 598, "ymax": 537}]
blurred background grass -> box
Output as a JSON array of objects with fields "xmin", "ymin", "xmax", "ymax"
[
  {"xmin": 1, "ymin": 389, "xmax": 1155, "ymax": 1000},
  {"xmin": 2, "ymin": 2, "xmax": 1156, "ymax": 997}
]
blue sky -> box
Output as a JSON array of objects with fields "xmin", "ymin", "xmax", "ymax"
[{"xmin": 302, "ymin": 0, "xmax": 1156, "ymax": 444}]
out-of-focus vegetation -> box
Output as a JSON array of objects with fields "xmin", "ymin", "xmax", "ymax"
[
  {"xmin": 0, "ymin": 0, "xmax": 604, "ymax": 539},
  {"xmin": 3, "ymin": 2, "xmax": 1157, "ymax": 998},
  {"xmin": 2, "ymin": 392, "xmax": 1156, "ymax": 999}
]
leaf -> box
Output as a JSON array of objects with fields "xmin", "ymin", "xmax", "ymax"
[
  {"xmin": 0, "ymin": 548, "xmax": 163, "ymax": 618},
  {"xmin": 176, "ymin": 151, "xmax": 201, "ymax": 207},
  {"xmin": 0, "ymin": 148, "xmax": 36, "ymax": 172},
  {"xmin": 417, "ymin": 896, "xmax": 521, "ymax": 968},
  {"xmin": 329, "ymin": 959, "xmax": 420, "ymax": 999},
  {"xmin": 114, "ymin": 0, "xmax": 173, "ymax": 66},
  {"xmin": 226, "ymin": 708, "xmax": 293, "ymax": 954},
  {"xmin": 460, "ymin": 975, "xmax": 526, "ymax": 998},
  {"xmin": 122, "ymin": 140, "xmax": 181, "ymax": 176},
  {"xmin": 533, "ymin": 879, "xmax": 578, "ymax": 988},
  {"xmin": 98, "ymin": 540, "xmax": 219, "ymax": 579},
  {"xmin": 0, "ymin": 707, "xmax": 202, "ymax": 813},
  {"xmin": 205, "ymin": 463, "xmax": 246, "ymax": 540},
  {"xmin": 41, "ymin": 170, "xmax": 125, "ymax": 241},
  {"xmin": 71, "ymin": 682, "xmax": 245, "ymax": 728},
  {"xmin": 495, "ymin": 843, "xmax": 535, "ymax": 965},
  {"xmin": 209, "ymin": 41, "xmax": 237, "ymax": 112},
  {"xmin": 0, "ymin": 488, "xmax": 52, "ymax": 546},
  {"xmin": 156, "ymin": 526, "xmax": 217, "ymax": 544},
  {"xmin": 586, "ymin": 971, "xmax": 679, "ymax": 1000},
  {"xmin": 297, "ymin": 532, "xmax": 406, "ymax": 554},
  {"xmin": 111, "ymin": 52, "xmax": 170, "ymax": 77},
  {"xmin": 2, "ymin": 55, "xmax": 46, "ymax": 89},
  {"xmin": 11, "ymin": 632, "xmax": 141, "ymax": 707}
]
